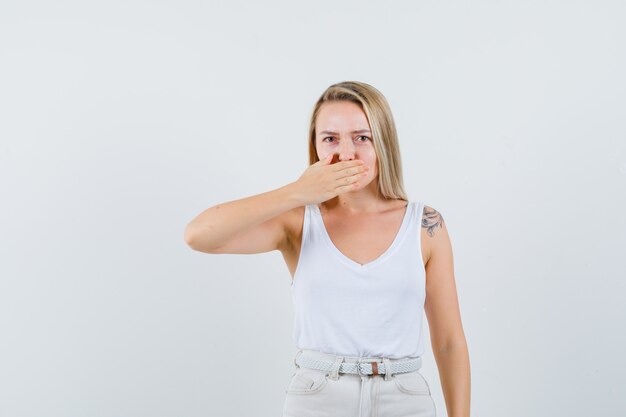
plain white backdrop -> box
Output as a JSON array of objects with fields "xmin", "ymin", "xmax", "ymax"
[{"xmin": 1, "ymin": 1, "xmax": 625, "ymax": 416}]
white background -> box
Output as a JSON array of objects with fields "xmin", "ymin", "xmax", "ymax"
[{"xmin": 1, "ymin": 1, "xmax": 625, "ymax": 416}]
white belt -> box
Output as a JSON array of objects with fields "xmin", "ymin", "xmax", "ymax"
[{"xmin": 294, "ymin": 352, "xmax": 422, "ymax": 377}]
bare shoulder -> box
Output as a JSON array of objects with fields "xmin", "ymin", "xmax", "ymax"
[
  {"xmin": 422, "ymin": 205, "xmax": 445, "ymax": 237},
  {"xmin": 420, "ymin": 204, "xmax": 449, "ymax": 264}
]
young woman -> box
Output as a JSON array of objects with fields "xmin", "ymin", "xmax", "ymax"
[{"xmin": 184, "ymin": 81, "xmax": 471, "ymax": 417}]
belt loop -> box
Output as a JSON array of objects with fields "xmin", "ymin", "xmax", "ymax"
[
  {"xmin": 329, "ymin": 355, "xmax": 344, "ymax": 381},
  {"xmin": 382, "ymin": 357, "xmax": 393, "ymax": 381},
  {"xmin": 294, "ymin": 349, "xmax": 303, "ymax": 369}
]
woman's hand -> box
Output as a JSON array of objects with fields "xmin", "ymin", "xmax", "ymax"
[{"xmin": 289, "ymin": 154, "xmax": 370, "ymax": 206}]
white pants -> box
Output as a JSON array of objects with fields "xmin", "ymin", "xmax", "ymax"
[{"xmin": 282, "ymin": 348, "xmax": 436, "ymax": 417}]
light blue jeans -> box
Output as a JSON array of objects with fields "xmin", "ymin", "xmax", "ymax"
[{"xmin": 282, "ymin": 348, "xmax": 436, "ymax": 417}]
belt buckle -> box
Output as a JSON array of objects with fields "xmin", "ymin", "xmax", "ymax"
[{"xmin": 356, "ymin": 359, "xmax": 377, "ymax": 377}]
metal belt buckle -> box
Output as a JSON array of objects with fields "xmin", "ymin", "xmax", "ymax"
[{"xmin": 356, "ymin": 360, "xmax": 378, "ymax": 376}]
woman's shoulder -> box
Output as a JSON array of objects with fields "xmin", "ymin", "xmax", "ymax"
[
  {"xmin": 419, "ymin": 202, "xmax": 446, "ymax": 238},
  {"xmin": 417, "ymin": 201, "xmax": 449, "ymax": 268}
]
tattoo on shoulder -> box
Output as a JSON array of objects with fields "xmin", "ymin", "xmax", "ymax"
[{"xmin": 422, "ymin": 206, "xmax": 444, "ymax": 237}]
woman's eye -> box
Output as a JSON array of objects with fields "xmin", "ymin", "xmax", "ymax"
[{"xmin": 323, "ymin": 136, "xmax": 370, "ymax": 143}]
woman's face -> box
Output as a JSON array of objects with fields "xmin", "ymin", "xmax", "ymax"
[{"xmin": 315, "ymin": 101, "xmax": 378, "ymax": 184}]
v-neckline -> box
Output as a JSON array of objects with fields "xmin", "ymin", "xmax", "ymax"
[{"xmin": 313, "ymin": 201, "xmax": 413, "ymax": 271}]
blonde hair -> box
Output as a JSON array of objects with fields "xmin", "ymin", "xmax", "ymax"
[{"xmin": 307, "ymin": 81, "xmax": 408, "ymax": 201}]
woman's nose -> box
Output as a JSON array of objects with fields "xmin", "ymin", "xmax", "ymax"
[
  {"xmin": 338, "ymin": 153, "xmax": 356, "ymax": 161},
  {"xmin": 337, "ymin": 141, "xmax": 356, "ymax": 161}
]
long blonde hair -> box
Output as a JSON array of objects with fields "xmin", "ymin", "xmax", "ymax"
[{"xmin": 307, "ymin": 81, "xmax": 408, "ymax": 201}]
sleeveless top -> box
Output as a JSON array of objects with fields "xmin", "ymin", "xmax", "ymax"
[{"xmin": 290, "ymin": 200, "xmax": 427, "ymax": 359}]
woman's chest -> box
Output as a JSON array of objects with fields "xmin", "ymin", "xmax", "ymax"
[{"xmin": 281, "ymin": 206, "xmax": 429, "ymax": 280}]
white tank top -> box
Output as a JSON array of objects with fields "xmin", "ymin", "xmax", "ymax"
[{"xmin": 290, "ymin": 200, "xmax": 427, "ymax": 359}]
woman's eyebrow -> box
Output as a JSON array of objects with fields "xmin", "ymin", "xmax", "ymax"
[{"xmin": 318, "ymin": 129, "xmax": 371, "ymax": 135}]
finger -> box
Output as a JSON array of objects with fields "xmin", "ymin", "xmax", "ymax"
[
  {"xmin": 336, "ymin": 178, "xmax": 361, "ymax": 193},
  {"xmin": 335, "ymin": 171, "xmax": 363, "ymax": 187},
  {"xmin": 318, "ymin": 154, "xmax": 334, "ymax": 165},
  {"xmin": 332, "ymin": 159, "xmax": 364, "ymax": 172},
  {"xmin": 334, "ymin": 165, "xmax": 368, "ymax": 180}
]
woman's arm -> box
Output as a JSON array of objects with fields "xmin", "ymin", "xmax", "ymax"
[
  {"xmin": 184, "ymin": 156, "xmax": 365, "ymax": 254},
  {"xmin": 422, "ymin": 206, "xmax": 471, "ymax": 417},
  {"xmin": 184, "ymin": 182, "xmax": 302, "ymax": 254}
]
